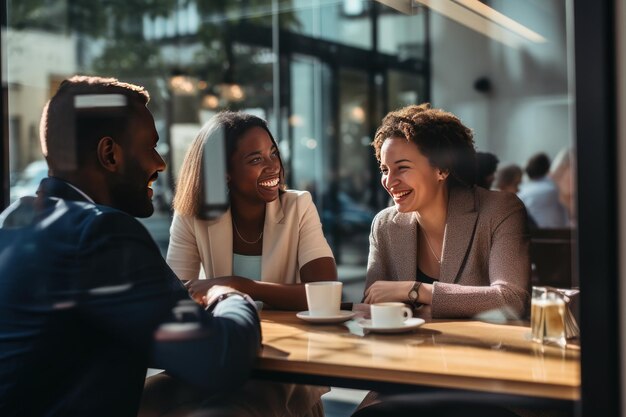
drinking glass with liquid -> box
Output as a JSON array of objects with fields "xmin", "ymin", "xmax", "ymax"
[{"xmin": 531, "ymin": 286, "xmax": 567, "ymax": 348}]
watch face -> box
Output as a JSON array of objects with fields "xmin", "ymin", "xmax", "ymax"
[{"xmin": 409, "ymin": 289, "xmax": 418, "ymax": 300}]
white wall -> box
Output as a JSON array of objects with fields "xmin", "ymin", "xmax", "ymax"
[{"xmin": 429, "ymin": 1, "xmax": 572, "ymax": 167}]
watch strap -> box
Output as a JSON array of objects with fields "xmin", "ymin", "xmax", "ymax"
[
  {"xmin": 205, "ymin": 291, "xmax": 253, "ymax": 313},
  {"xmin": 408, "ymin": 281, "xmax": 422, "ymax": 306}
]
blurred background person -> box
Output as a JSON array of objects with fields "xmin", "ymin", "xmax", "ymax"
[
  {"xmin": 494, "ymin": 164, "xmax": 523, "ymax": 194},
  {"xmin": 550, "ymin": 147, "xmax": 576, "ymax": 226},
  {"xmin": 495, "ymin": 164, "xmax": 538, "ymax": 229},
  {"xmin": 475, "ymin": 151, "xmax": 499, "ymax": 190},
  {"xmin": 518, "ymin": 152, "xmax": 568, "ymax": 228}
]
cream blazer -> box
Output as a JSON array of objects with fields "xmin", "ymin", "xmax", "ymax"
[
  {"xmin": 366, "ymin": 186, "xmax": 530, "ymax": 318},
  {"xmin": 167, "ymin": 190, "xmax": 334, "ymax": 284}
]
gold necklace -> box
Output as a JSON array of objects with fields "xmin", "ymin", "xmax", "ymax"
[
  {"xmin": 422, "ymin": 228, "xmax": 442, "ymax": 264},
  {"xmin": 233, "ymin": 220, "xmax": 263, "ymax": 244}
]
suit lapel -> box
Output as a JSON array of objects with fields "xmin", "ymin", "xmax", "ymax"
[
  {"xmin": 206, "ymin": 209, "xmax": 233, "ymax": 277},
  {"xmin": 439, "ymin": 187, "xmax": 479, "ymax": 284},
  {"xmin": 260, "ymin": 196, "xmax": 285, "ymax": 283},
  {"xmin": 392, "ymin": 211, "xmax": 418, "ymax": 281}
]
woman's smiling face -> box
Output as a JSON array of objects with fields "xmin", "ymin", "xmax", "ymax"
[
  {"xmin": 228, "ymin": 126, "xmax": 282, "ymax": 205},
  {"xmin": 379, "ymin": 137, "xmax": 445, "ymax": 213}
]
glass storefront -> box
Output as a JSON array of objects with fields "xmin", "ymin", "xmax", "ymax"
[
  {"xmin": 2, "ymin": 0, "xmax": 587, "ymax": 413},
  {"xmin": 2, "ymin": 0, "xmax": 576, "ymax": 334},
  {"xmin": 5, "ymin": 0, "xmax": 434, "ymax": 267}
]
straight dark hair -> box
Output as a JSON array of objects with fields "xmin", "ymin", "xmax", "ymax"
[{"xmin": 173, "ymin": 111, "xmax": 285, "ymax": 217}]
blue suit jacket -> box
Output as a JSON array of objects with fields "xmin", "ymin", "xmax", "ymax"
[{"xmin": 0, "ymin": 177, "xmax": 261, "ymax": 417}]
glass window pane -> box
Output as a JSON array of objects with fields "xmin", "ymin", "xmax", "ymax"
[
  {"xmin": 378, "ymin": 2, "xmax": 427, "ymax": 59},
  {"xmin": 286, "ymin": 0, "xmax": 373, "ymax": 50},
  {"xmin": 2, "ymin": 1, "xmax": 579, "ymax": 410}
]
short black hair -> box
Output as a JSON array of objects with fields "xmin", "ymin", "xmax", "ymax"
[
  {"xmin": 476, "ymin": 152, "xmax": 499, "ymax": 188},
  {"xmin": 40, "ymin": 75, "xmax": 149, "ymax": 172},
  {"xmin": 525, "ymin": 153, "xmax": 551, "ymax": 180}
]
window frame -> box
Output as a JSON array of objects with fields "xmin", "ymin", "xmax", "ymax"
[{"xmin": 0, "ymin": 1, "xmax": 621, "ymax": 414}]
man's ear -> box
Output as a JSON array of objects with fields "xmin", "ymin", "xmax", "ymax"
[
  {"xmin": 97, "ymin": 137, "xmax": 121, "ymax": 172},
  {"xmin": 438, "ymin": 169, "xmax": 450, "ymax": 181}
]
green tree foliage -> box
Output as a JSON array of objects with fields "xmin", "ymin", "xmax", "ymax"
[
  {"xmin": 8, "ymin": 0, "xmax": 301, "ymax": 108},
  {"xmin": 8, "ymin": 0, "xmax": 176, "ymax": 75},
  {"xmin": 8, "ymin": 0, "xmax": 300, "ymax": 79},
  {"xmin": 8, "ymin": 0, "xmax": 177, "ymax": 36}
]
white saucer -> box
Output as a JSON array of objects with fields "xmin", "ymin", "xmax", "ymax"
[
  {"xmin": 357, "ymin": 318, "xmax": 425, "ymax": 333},
  {"xmin": 296, "ymin": 310, "xmax": 356, "ymax": 323}
]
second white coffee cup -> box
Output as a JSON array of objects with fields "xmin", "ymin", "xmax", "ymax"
[
  {"xmin": 305, "ymin": 281, "xmax": 342, "ymax": 317},
  {"xmin": 371, "ymin": 302, "xmax": 413, "ymax": 327}
]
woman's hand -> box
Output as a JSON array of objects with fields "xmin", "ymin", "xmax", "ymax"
[
  {"xmin": 186, "ymin": 277, "xmax": 249, "ymax": 305},
  {"xmin": 363, "ymin": 280, "xmax": 415, "ymax": 304}
]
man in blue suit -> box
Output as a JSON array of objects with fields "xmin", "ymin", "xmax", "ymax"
[{"xmin": 0, "ymin": 76, "xmax": 261, "ymax": 416}]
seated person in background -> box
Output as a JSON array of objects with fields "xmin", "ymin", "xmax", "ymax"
[
  {"xmin": 494, "ymin": 163, "xmax": 523, "ymax": 194},
  {"xmin": 550, "ymin": 147, "xmax": 576, "ymax": 226},
  {"xmin": 156, "ymin": 110, "xmax": 337, "ymax": 417},
  {"xmin": 363, "ymin": 104, "xmax": 530, "ymax": 319},
  {"xmin": 518, "ymin": 152, "xmax": 569, "ymax": 228},
  {"xmin": 496, "ymin": 164, "xmax": 539, "ymax": 230},
  {"xmin": 0, "ymin": 76, "xmax": 261, "ymax": 417},
  {"xmin": 475, "ymin": 151, "xmax": 499, "ymax": 189}
]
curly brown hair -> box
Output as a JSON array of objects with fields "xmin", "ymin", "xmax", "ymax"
[{"xmin": 372, "ymin": 103, "xmax": 477, "ymax": 188}]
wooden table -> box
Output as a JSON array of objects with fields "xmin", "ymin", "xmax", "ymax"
[{"xmin": 253, "ymin": 311, "xmax": 580, "ymax": 401}]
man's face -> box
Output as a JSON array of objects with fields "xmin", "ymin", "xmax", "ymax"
[{"xmin": 110, "ymin": 105, "xmax": 166, "ymax": 217}]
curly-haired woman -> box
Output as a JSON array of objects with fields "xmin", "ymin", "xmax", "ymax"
[{"xmin": 363, "ymin": 104, "xmax": 530, "ymax": 319}]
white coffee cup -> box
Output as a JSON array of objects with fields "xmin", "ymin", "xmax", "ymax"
[
  {"xmin": 370, "ymin": 302, "xmax": 413, "ymax": 327},
  {"xmin": 305, "ymin": 281, "xmax": 342, "ymax": 317}
]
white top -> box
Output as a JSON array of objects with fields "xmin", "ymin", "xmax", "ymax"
[
  {"xmin": 167, "ymin": 190, "xmax": 334, "ymax": 284},
  {"xmin": 518, "ymin": 177, "xmax": 568, "ymax": 228},
  {"xmin": 232, "ymin": 254, "xmax": 262, "ymax": 281}
]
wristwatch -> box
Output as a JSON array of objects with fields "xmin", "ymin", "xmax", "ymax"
[
  {"xmin": 408, "ymin": 281, "xmax": 422, "ymax": 307},
  {"xmin": 205, "ymin": 291, "xmax": 251, "ymax": 313}
]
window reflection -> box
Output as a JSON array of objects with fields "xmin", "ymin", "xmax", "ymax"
[{"xmin": 5, "ymin": 0, "xmax": 575, "ymax": 315}]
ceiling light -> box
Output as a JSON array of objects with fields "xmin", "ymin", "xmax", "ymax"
[
  {"xmin": 376, "ymin": 0, "xmax": 547, "ymax": 48},
  {"xmin": 451, "ymin": 0, "xmax": 546, "ymax": 43}
]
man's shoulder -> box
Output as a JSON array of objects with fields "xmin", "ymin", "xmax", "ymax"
[
  {"xmin": 2, "ymin": 194, "xmax": 147, "ymax": 238},
  {"xmin": 1, "ymin": 195, "xmax": 100, "ymax": 229},
  {"xmin": 53, "ymin": 197, "xmax": 138, "ymax": 231},
  {"xmin": 76, "ymin": 203, "xmax": 151, "ymax": 240}
]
